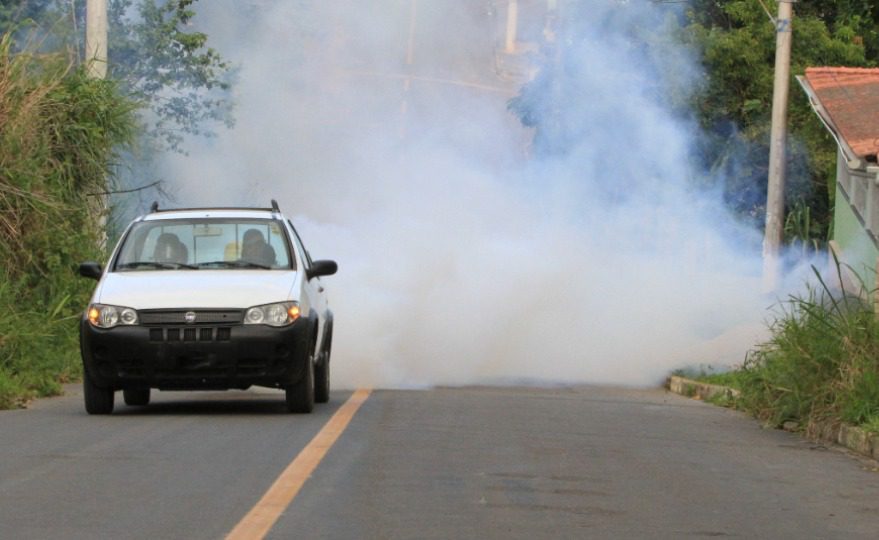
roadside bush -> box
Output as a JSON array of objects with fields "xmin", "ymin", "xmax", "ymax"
[
  {"xmin": 0, "ymin": 32, "xmax": 137, "ymax": 407},
  {"xmin": 735, "ymin": 266, "xmax": 879, "ymax": 435}
]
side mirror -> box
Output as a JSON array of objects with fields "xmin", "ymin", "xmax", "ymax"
[
  {"xmin": 307, "ymin": 260, "xmax": 337, "ymax": 279},
  {"xmin": 78, "ymin": 262, "xmax": 103, "ymax": 280}
]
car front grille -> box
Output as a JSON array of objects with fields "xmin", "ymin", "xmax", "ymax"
[
  {"xmin": 149, "ymin": 327, "xmax": 232, "ymax": 342},
  {"xmin": 139, "ymin": 310, "xmax": 243, "ymax": 325}
]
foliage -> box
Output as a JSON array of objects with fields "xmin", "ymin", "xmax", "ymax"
[
  {"xmin": 0, "ymin": 32, "xmax": 137, "ymax": 407},
  {"xmin": 675, "ymin": 365, "xmax": 747, "ymax": 390},
  {"xmin": 0, "ymin": 0, "xmax": 234, "ymax": 152},
  {"xmin": 0, "ymin": 281, "xmax": 83, "ymax": 408},
  {"xmin": 107, "ymin": 0, "xmax": 234, "ymax": 151},
  {"xmin": 0, "ymin": 1, "xmax": 53, "ymax": 36},
  {"xmin": 0, "ymin": 1, "xmax": 230, "ymax": 407},
  {"xmin": 509, "ymin": 0, "xmax": 877, "ymax": 242},
  {"xmin": 701, "ymin": 263, "xmax": 879, "ymax": 435},
  {"xmin": 681, "ymin": 0, "xmax": 872, "ymax": 233},
  {"xmin": 784, "ymin": 199, "xmax": 825, "ymax": 257}
]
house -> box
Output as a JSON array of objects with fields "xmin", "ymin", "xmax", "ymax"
[{"xmin": 798, "ymin": 67, "xmax": 879, "ymax": 294}]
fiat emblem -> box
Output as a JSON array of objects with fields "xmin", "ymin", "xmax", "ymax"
[{"xmin": 184, "ymin": 311, "xmax": 197, "ymax": 324}]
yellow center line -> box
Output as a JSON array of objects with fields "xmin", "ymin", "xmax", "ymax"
[{"xmin": 225, "ymin": 389, "xmax": 373, "ymax": 540}]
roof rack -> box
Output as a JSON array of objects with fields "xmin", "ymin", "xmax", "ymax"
[{"xmin": 145, "ymin": 201, "xmax": 281, "ymax": 214}]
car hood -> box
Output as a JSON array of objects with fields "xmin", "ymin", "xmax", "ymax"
[{"xmin": 94, "ymin": 270, "xmax": 298, "ymax": 309}]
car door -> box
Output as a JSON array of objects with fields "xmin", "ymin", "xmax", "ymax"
[{"xmin": 287, "ymin": 220, "xmax": 329, "ymax": 350}]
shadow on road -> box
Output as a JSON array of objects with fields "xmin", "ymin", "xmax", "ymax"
[{"xmin": 112, "ymin": 398, "xmax": 296, "ymax": 416}]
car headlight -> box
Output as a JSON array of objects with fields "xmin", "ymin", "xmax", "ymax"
[
  {"xmin": 87, "ymin": 304, "xmax": 139, "ymax": 328},
  {"xmin": 244, "ymin": 302, "xmax": 300, "ymax": 327}
]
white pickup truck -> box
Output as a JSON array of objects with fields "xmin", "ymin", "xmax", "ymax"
[{"xmin": 77, "ymin": 200, "xmax": 336, "ymax": 414}]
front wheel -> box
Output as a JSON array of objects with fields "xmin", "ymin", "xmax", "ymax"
[
  {"xmin": 285, "ymin": 350, "xmax": 315, "ymax": 413},
  {"xmin": 83, "ymin": 372, "xmax": 114, "ymax": 415}
]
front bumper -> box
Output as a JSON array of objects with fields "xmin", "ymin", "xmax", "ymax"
[{"xmin": 80, "ymin": 317, "xmax": 311, "ymax": 390}]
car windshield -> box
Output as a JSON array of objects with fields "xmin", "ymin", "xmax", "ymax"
[{"xmin": 113, "ymin": 218, "xmax": 294, "ymax": 271}]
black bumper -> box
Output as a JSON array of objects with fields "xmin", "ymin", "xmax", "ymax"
[{"xmin": 80, "ymin": 318, "xmax": 312, "ymax": 391}]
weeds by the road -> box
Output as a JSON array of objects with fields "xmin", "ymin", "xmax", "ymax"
[
  {"xmin": 0, "ymin": 33, "xmax": 136, "ymax": 408},
  {"xmin": 685, "ymin": 262, "xmax": 879, "ymax": 436},
  {"xmin": 0, "ymin": 281, "xmax": 83, "ymax": 408},
  {"xmin": 673, "ymin": 366, "xmax": 747, "ymax": 391}
]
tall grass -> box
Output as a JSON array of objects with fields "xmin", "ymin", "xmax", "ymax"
[
  {"xmin": 0, "ymin": 281, "xmax": 82, "ymax": 407},
  {"xmin": 0, "ymin": 32, "xmax": 137, "ymax": 407},
  {"xmin": 734, "ymin": 260, "xmax": 879, "ymax": 435},
  {"xmin": 784, "ymin": 200, "xmax": 826, "ymax": 258}
]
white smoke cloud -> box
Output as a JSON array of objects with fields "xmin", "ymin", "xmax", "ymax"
[{"xmin": 158, "ymin": 0, "xmax": 809, "ymax": 388}]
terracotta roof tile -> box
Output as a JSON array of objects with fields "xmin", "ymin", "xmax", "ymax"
[{"xmin": 804, "ymin": 67, "xmax": 879, "ymax": 160}]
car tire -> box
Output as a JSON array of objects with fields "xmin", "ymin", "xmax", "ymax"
[
  {"xmin": 123, "ymin": 388, "xmax": 150, "ymax": 406},
  {"xmin": 314, "ymin": 329, "xmax": 332, "ymax": 404},
  {"xmin": 83, "ymin": 373, "xmax": 114, "ymax": 415},
  {"xmin": 286, "ymin": 340, "xmax": 315, "ymax": 413}
]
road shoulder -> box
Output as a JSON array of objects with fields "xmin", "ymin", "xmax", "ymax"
[{"xmin": 667, "ymin": 375, "xmax": 879, "ymax": 464}]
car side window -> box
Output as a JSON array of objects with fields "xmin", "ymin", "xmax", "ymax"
[{"xmin": 287, "ymin": 220, "xmax": 312, "ymax": 272}]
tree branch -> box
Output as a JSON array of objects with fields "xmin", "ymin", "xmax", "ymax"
[{"xmin": 87, "ymin": 180, "xmax": 162, "ymax": 196}]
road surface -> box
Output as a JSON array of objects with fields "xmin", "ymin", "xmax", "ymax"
[
  {"xmin": 4, "ymin": 3, "xmax": 879, "ymax": 539},
  {"xmin": 2, "ymin": 386, "xmax": 879, "ymax": 539}
]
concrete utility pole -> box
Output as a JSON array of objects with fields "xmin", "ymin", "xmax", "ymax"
[
  {"xmin": 505, "ymin": 0, "xmax": 518, "ymax": 53},
  {"xmin": 763, "ymin": 0, "xmax": 795, "ymax": 292},
  {"xmin": 86, "ymin": 0, "xmax": 109, "ymax": 248},
  {"xmin": 85, "ymin": 0, "xmax": 108, "ymax": 79}
]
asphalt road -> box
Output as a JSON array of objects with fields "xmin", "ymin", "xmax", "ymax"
[
  {"xmin": 2, "ymin": 385, "xmax": 879, "ymax": 539},
  {"xmin": 5, "ymin": 2, "xmax": 878, "ymax": 538}
]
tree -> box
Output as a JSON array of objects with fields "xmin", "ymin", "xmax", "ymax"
[
  {"xmin": 681, "ymin": 1, "xmax": 873, "ymax": 236},
  {"xmin": 0, "ymin": 0, "xmax": 234, "ymax": 152},
  {"xmin": 0, "ymin": 33, "xmax": 138, "ymax": 406},
  {"xmin": 0, "ymin": 1, "xmax": 53, "ymax": 36},
  {"xmin": 107, "ymin": 0, "xmax": 234, "ymax": 152},
  {"xmin": 509, "ymin": 0, "xmax": 878, "ymax": 243}
]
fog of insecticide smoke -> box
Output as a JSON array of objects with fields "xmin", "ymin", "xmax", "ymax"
[{"xmin": 157, "ymin": 1, "xmax": 807, "ymax": 388}]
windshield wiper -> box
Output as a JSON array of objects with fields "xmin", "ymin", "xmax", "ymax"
[
  {"xmin": 117, "ymin": 261, "xmax": 198, "ymax": 270},
  {"xmin": 197, "ymin": 260, "xmax": 271, "ymax": 270}
]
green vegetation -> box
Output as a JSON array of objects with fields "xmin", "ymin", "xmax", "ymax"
[
  {"xmin": 107, "ymin": 0, "xmax": 234, "ymax": 151},
  {"xmin": 0, "ymin": 1, "xmax": 233, "ymax": 152},
  {"xmin": 682, "ymin": 0, "xmax": 875, "ymax": 241},
  {"xmin": 673, "ymin": 366, "xmax": 747, "ymax": 391},
  {"xmin": 513, "ymin": 2, "xmax": 879, "ymax": 435},
  {"xmin": 688, "ymin": 264, "xmax": 879, "ymax": 436},
  {"xmin": 510, "ymin": 1, "xmax": 879, "ymax": 244},
  {"xmin": 0, "ymin": 34, "xmax": 137, "ymax": 407},
  {"xmin": 0, "ymin": 1, "xmax": 229, "ymax": 409}
]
